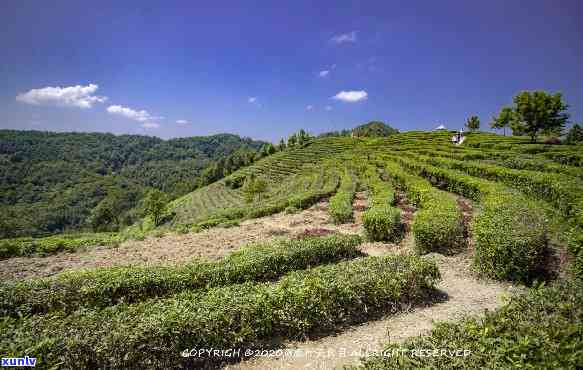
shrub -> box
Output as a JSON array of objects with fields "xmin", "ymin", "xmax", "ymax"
[
  {"xmin": 361, "ymin": 166, "xmax": 402, "ymax": 241},
  {"xmin": 329, "ymin": 169, "xmax": 357, "ymax": 223},
  {"xmin": 0, "ymin": 235, "xmax": 363, "ymax": 317},
  {"xmin": 383, "ymin": 161, "xmax": 464, "ymax": 254},
  {"xmin": 389, "ymin": 155, "xmax": 549, "ymax": 282},
  {"xmin": 0, "ymin": 233, "xmax": 122, "ymax": 260},
  {"xmin": 0, "ymin": 255, "xmax": 440, "ymax": 369},
  {"xmin": 362, "ymin": 205, "xmax": 401, "ymax": 242},
  {"xmin": 354, "ymin": 280, "xmax": 583, "ymax": 369}
]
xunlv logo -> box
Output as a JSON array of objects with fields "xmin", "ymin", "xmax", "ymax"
[{"xmin": 1, "ymin": 356, "xmax": 37, "ymax": 367}]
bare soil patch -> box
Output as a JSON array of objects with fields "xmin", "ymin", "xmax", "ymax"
[{"xmin": 0, "ymin": 194, "xmax": 367, "ymax": 281}]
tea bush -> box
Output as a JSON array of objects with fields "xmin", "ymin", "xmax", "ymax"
[
  {"xmin": 0, "ymin": 235, "xmax": 363, "ymax": 317},
  {"xmin": 361, "ymin": 166, "xmax": 402, "ymax": 241},
  {"xmin": 329, "ymin": 168, "xmax": 357, "ymax": 223},
  {"xmin": 391, "ymin": 155, "xmax": 549, "ymax": 283},
  {"xmin": 354, "ymin": 279, "xmax": 583, "ymax": 369},
  {"xmin": 382, "ymin": 161, "xmax": 464, "ymax": 255},
  {"xmin": 0, "ymin": 255, "xmax": 440, "ymax": 369},
  {"xmin": 0, "ymin": 233, "xmax": 122, "ymax": 260}
]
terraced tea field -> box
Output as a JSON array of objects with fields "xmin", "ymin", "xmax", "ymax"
[{"xmin": 1, "ymin": 131, "xmax": 582, "ymax": 369}]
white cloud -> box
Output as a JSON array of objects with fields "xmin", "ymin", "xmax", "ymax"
[
  {"xmin": 331, "ymin": 31, "xmax": 357, "ymax": 44},
  {"xmin": 141, "ymin": 122, "xmax": 160, "ymax": 129},
  {"xmin": 332, "ymin": 90, "xmax": 368, "ymax": 103},
  {"xmin": 325, "ymin": 105, "xmax": 333, "ymax": 111},
  {"xmin": 106, "ymin": 105, "xmax": 159, "ymax": 122},
  {"xmin": 16, "ymin": 83, "xmax": 107, "ymax": 108},
  {"xmin": 248, "ymin": 97, "xmax": 257, "ymax": 103},
  {"xmin": 176, "ymin": 119, "xmax": 189, "ymax": 124},
  {"xmin": 306, "ymin": 105, "xmax": 314, "ymax": 111},
  {"xmin": 319, "ymin": 70, "xmax": 330, "ymax": 77},
  {"xmin": 107, "ymin": 105, "xmax": 162, "ymax": 129}
]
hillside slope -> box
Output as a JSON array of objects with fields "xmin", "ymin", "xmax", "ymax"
[{"xmin": 0, "ymin": 130, "xmax": 266, "ymax": 237}]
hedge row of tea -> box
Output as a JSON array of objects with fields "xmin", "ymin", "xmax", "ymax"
[
  {"xmin": 329, "ymin": 167, "xmax": 357, "ymax": 223},
  {"xmin": 0, "ymin": 234, "xmax": 363, "ymax": 317},
  {"xmin": 361, "ymin": 166, "xmax": 402, "ymax": 241},
  {"xmin": 380, "ymin": 160, "xmax": 464, "ymax": 255},
  {"xmin": 355, "ymin": 279, "xmax": 583, "ymax": 369},
  {"xmin": 0, "ymin": 255, "xmax": 440, "ymax": 369},
  {"xmin": 391, "ymin": 155, "xmax": 548, "ymax": 283},
  {"xmin": 0, "ymin": 232, "xmax": 122, "ymax": 259},
  {"xmin": 403, "ymin": 152, "xmax": 583, "ymax": 279}
]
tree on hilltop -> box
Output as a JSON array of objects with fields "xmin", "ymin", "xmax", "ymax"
[
  {"xmin": 491, "ymin": 91, "xmax": 569, "ymax": 141},
  {"xmin": 465, "ymin": 115, "xmax": 480, "ymax": 131}
]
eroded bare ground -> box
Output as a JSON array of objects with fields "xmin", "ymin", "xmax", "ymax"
[
  {"xmin": 0, "ymin": 192, "xmax": 371, "ymax": 280},
  {"xmin": 226, "ymin": 194, "xmax": 517, "ymax": 370}
]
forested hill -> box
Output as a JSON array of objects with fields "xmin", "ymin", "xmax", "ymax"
[{"xmin": 0, "ymin": 130, "xmax": 266, "ymax": 237}]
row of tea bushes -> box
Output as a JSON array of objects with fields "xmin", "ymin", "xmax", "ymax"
[
  {"xmin": 0, "ymin": 235, "xmax": 363, "ymax": 317},
  {"xmin": 361, "ymin": 166, "xmax": 402, "ymax": 242},
  {"xmin": 380, "ymin": 160, "xmax": 464, "ymax": 255},
  {"xmin": 0, "ymin": 233, "xmax": 122, "ymax": 259},
  {"xmin": 404, "ymin": 152, "xmax": 583, "ymax": 279},
  {"xmin": 390, "ymin": 155, "xmax": 548, "ymax": 283},
  {"xmin": 0, "ymin": 255, "xmax": 440, "ymax": 369},
  {"xmin": 354, "ymin": 279, "xmax": 583, "ymax": 369},
  {"xmin": 329, "ymin": 167, "xmax": 358, "ymax": 223}
]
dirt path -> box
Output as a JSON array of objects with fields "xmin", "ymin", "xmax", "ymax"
[
  {"xmin": 226, "ymin": 195, "xmax": 516, "ymax": 370},
  {"xmin": 227, "ymin": 253, "xmax": 515, "ymax": 370},
  {"xmin": 0, "ymin": 195, "xmax": 367, "ymax": 281}
]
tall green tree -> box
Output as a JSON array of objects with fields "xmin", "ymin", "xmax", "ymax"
[
  {"xmin": 465, "ymin": 115, "xmax": 480, "ymax": 131},
  {"xmin": 491, "ymin": 107, "xmax": 513, "ymax": 136},
  {"xmin": 143, "ymin": 189, "xmax": 169, "ymax": 226},
  {"xmin": 277, "ymin": 138, "xmax": 286, "ymax": 151},
  {"xmin": 565, "ymin": 123, "xmax": 583, "ymax": 144},
  {"xmin": 492, "ymin": 91, "xmax": 569, "ymax": 141}
]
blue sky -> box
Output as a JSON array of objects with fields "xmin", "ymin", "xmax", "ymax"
[{"xmin": 1, "ymin": 0, "xmax": 582, "ymax": 142}]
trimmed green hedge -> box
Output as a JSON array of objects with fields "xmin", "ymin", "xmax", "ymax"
[
  {"xmin": 329, "ymin": 168, "xmax": 357, "ymax": 223},
  {"xmin": 355, "ymin": 279, "xmax": 583, "ymax": 369},
  {"xmin": 382, "ymin": 161, "xmax": 464, "ymax": 255},
  {"xmin": 361, "ymin": 166, "xmax": 402, "ymax": 241},
  {"xmin": 390, "ymin": 155, "xmax": 549, "ymax": 283},
  {"xmin": 0, "ymin": 234, "xmax": 363, "ymax": 317},
  {"xmin": 1, "ymin": 255, "xmax": 440, "ymax": 369},
  {"xmin": 0, "ymin": 233, "xmax": 122, "ymax": 259}
]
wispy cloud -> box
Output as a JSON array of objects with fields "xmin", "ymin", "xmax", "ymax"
[
  {"xmin": 331, "ymin": 90, "xmax": 368, "ymax": 103},
  {"xmin": 331, "ymin": 31, "xmax": 357, "ymax": 44},
  {"xmin": 319, "ymin": 70, "xmax": 330, "ymax": 77},
  {"xmin": 325, "ymin": 105, "xmax": 333, "ymax": 111},
  {"xmin": 248, "ymin": 96, "xmax": 262, "ymax": 107},
  {"xmin": 141, "ymin": 122, "xmax": 160, "ymax": 129},
  {"xmin": 106, "ymin": 105, "xmax": 162, "ymax": 129},
  {"xmin": 176, "ymin": 119, "xmax": 189, "ymax": 125},
  {"xmin": 16, "ymin": 83, "xmax": 107, "ymax": 108},
  {"xmin": 306, "ymin": 105, "xmax": 314, "ymax": 111}
]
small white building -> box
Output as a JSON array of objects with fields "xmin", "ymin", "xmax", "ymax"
[{"xmin": 435, "ymin": 124, "xmax": 447, "ymax": 130}]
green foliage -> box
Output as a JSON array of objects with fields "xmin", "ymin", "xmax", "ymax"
[
  {"xmin": 241, "ymin": 174, "xmax": 268, "ymax": 203},
  {"xmin": 143, "ymin": 189, "xmax": 170, "ymax": 226},
  {"xmin": 383, "ymin": 161, "xmax": 464, "ymax": 255},
  {"xmin": 0, "ymin": 233, "xmax": 121, "ymax": 259},
  {"xmin": 0, "ymin": 255, "xmax": 439, "ymax": 368},
  {"xmin": 465, "ymin": 115, "xmax": 480, "ymax": 131},
  {"xmin": 329, "ymin": 169, "xmax": 357, "ymax": 223},
  {"xmin": 361, "ymin": 166, "xmax": 402, "ymax": 241},
  {"xmin": 355, "ymin": 279, "xmax": 583, "ymax": 369},
  {"xmin": 0, "ymin": 130, "xmax": 265, "ymax": 238},
  {"xmin": 565, "ymin": 123, "xmax": 583, "ymax": 144},
  {"xmin": 390, "ymin": 155, "xmax": 549, "ymax": 282},
  {"xmin": 0, "ymin": 234, "xmax": 363, "ymax": 317},
  {"xmin": 352, "ymin": 121, "xmax": 399, "ymax": 137},
  {"xmin": 493, "ymin": 91, "xmax": 570, "ymax": 141}
]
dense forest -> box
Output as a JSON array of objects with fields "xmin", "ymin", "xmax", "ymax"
[{"xmin": 0, "ymin": 130, "xmax": 266, "ymax": 237}]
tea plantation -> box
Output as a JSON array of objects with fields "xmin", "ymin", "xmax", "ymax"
[{"xmin": 1, "ymin": 130, "xmax": 582, "ymax": 368}]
